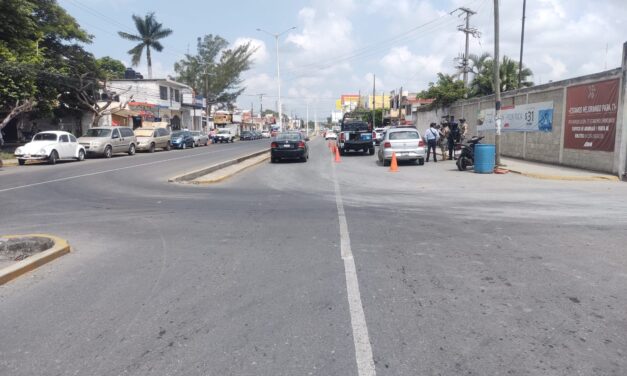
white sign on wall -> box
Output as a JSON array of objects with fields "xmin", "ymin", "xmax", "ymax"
[{"xmin": 477, "ymin": 101, "xmax": 554, "ymax": 132}]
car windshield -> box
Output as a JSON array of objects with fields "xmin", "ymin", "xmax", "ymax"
[
  {"xmin": 276, "ymin": 133, "xmax": 301, "ymax": 141},
  {"xmin": 218, "ymin": 129, "xmax": 230, "ymax": 134},
  {"xmin": 85, "ymin": 129, "xmax": 111, "ymax": 137},
  {"xmin": 134, "ymin": 129, "xmax": 155, "ymax": 137},
  {"xmin": 32, "ymin": 133, "xmax": 57, "ymax": 141},
  {"xmin": 389, "ymin": 131, "xmax": 420, "ymax": 140},
  {"xmin": 171, "ymin": 131, "xmax": 184, "ymax": 137},
  {"xmin": 190, "ymin": 132, "xmax": 200, "ymax": 136}
]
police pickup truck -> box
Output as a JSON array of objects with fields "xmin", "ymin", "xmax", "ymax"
[{"xmin": 336, "ymin": 120, "xmax": 374, "ymax": 156}]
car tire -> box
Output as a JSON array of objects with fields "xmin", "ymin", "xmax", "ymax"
[
  {"xmin": 48, "ymin": 150, "xmax": 58, "ymax": 165},
  {"xmin": 182, "ymin": 143, "xmax": 186, "ymax": 149},
  {"xmin": 165, "ymin": 142, "xmax": 171, "ymax": 151},
  {"xmin": 191, "ymin": 141, "xmax": 195, "ymax": 148},
  {"xmin": 128, "ymin": 144, "xmax": 136, "ymax": 156},
  {"xmin": 77, "ymin": 149, "xmax": 85, "ymax": 161},
  {"xmin": 369, "ymin": 148, "xmax": 375, "ymax": 155},
  {"xmin": 418, "ymin": 158, "xmax": 425, "ymax": 166},
  {"xmin": 149, "ymin": 143, "xmax": 155, "ymax": 153},
  {"xmin": 18, "ymin": 159, "xmax": 26, "ymax": 166},
  {"xmin": 383, "ymin": 159, "xmax": 390, "ymax": 167},
  {"xmin": 104, "ymin": 145, "xmax": 112, "ymax": 158}
]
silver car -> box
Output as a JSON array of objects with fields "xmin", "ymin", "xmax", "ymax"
[
  {"xmin": 378, "ymin": 127, "xmax": 426, "ymax": 166},
  {"xmin": 190, "ymin": 131, "xmax": 209, "ymax": 147}
]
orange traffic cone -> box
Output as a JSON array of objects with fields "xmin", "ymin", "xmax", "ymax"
[
  {"xmin": 389, "ymin": 152, "xmax": 398, "ymax": 172},
  {"xmin": 334, "ymin": 146, "xmax": 341, "ymax": 163}
]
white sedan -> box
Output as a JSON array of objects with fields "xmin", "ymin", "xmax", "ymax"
[
  {"xmin": 325, "ymin": 131, "xmax": 337, "ymax": 140},
  {"xmin": 14, "ymin": 131, "xmax": 86, "ymax": 165}
]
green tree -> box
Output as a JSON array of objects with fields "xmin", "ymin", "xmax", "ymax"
[
  {"xmin": 0, "ymin": 0, "xmax": 92, "ymax": 133},
  {"xmin": 174, "ymin": 35, "xmax": 256, "ymax": 106},
  {"xmin": 469, "ymin": 54, "xmax": 533, "ymax": 97},
  {"xmin": 417, "ymin": 73, "xmax": 467, "ymax": 108},
  {"xmin": 118, "ymin": 13, "xmax": 172, "ymax": 79},
  {"xmin": 96, "ymin": 56, "xmax": 126, "ymax": 80}
]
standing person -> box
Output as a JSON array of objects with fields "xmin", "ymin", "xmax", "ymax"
[
  {"xmin": 424, "ymin": 123, "xmax": 439, "ymax": 163},
  {"xmin": 459, "ymin": 118, "xmax": 468, "ymax": 142},
  {"xmin": 439, "ymin": 123, "xmax": 449, "ymax": 161},
  {"xmin": 448, "ymin": 122, "xmax": 460, "ymax": 160}
]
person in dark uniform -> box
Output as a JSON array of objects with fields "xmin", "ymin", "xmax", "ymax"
[{"xmin": 448, "ymin": 122, "xmax": 461, "ymax": 160}]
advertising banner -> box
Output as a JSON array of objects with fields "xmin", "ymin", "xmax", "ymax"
[
  {"xmin": 564, "ymin": 79, "xmax": 619, "ymax": 152},
  {"xmin": 477, "ymin": 101, "xmax": 554, "ymax": 132}
]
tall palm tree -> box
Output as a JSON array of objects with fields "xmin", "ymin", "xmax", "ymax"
[
  {"xmin": 469, "ymin": 54, "xmax": 534, "ymax": 97},
  {"xmin": 118, "ymin": 13, "xmax": 172, "ymax": 79}
]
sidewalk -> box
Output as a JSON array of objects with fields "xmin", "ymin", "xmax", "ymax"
[
  {"xmin": 0, "ymin": 158, "xmax": 18, "ymax": 167},
  {"xmin": 436, "ymin": 151, "xmax": 620, "ymax": 181}
]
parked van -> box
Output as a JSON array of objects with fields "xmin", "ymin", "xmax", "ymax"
[{"xmin": 78, "ymin": 127, "xmax": 137, "ymax": 158}]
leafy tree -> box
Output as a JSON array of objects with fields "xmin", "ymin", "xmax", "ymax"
[
  {"xmin": 118, "ymin": 13, "xmax": 172, "ymax": 79},
  {"xmin": 417, "ymin": 73, "xmax": 467, "ymax": 108},
  {"xmin": 0, "ymin": 0, "xmax": 92, "ymax": 134},
  {"xmin": 174, "ymin": 35, "xmax": 256, "ymax": 106},
  {"xmin": 469, "ymin": 54, "xmax": 533, "ymax": 96},
  {"xmin": 97, "ymin": 57, "xmax": 126, "ymax": 80}
]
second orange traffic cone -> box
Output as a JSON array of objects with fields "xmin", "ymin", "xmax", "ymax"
[
  {"xmin": 389, "ymin": 152, "xmax": 398, "ymax": 172},
  {"xmin": 334, "ymin": 146, "xmax": 341, "ymax": 163}
]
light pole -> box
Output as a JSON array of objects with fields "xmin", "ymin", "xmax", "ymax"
[{"xmin": 257, "ymin": 26, "xmax": 296, "ymax": 132}]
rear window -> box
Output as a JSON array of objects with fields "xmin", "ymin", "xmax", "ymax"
[
  {"xmin": 389, "ymin": 131, "xmax": 420, "ymax": 140},
  {"xmin": 341, "ymin": 122, "xmax": 369, "ymax": 132},
  {"xmin": 135, "ymin": 129, "xmax": 155, "ymax": 137},
  {"xmin": 276, "ymin": 133, "xmax": 301, "ymax": 141}
]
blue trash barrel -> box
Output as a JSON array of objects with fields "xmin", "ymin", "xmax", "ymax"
[{"xmin": 474, "ymin": 144, "xmax": 495, "ymax": 173}]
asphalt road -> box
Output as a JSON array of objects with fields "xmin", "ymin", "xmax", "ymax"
[{"xmin": 1, "ymin": 137, "xmax": 626, "ymax": 375}]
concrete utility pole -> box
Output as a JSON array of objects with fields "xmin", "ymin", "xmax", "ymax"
[
  {"xmin": 452, "ymin": 7, "xmax": 479, "ymax": 89},
  {"xmin": 372, "ymin": 74, "xmax": 376, "ymax": 128},
  {"xmin": 518, "ymin": 0, "xmax": 527, "ymax": 88},
  {"xmin": 306, "ymin": 102, "xmax": 309, "ymax": 135},
  {"xmin": 494, "ymin": 0, "xmax": 502, "ymax": 165}
]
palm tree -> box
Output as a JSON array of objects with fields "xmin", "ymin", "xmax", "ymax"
[
  {"xmin": 469, "ymin": 54, "xmax": 533, "ymax": 97},
  {"xmin": 118, "ymin": 13, "xmax": 172, "ymax": 79}
]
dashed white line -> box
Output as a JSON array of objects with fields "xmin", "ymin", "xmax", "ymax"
[{"xmin": 332, "ymin": 163, "xmax": 376, "ymax": 376}]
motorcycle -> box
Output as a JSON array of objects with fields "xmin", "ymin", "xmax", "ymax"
[{"xmin": 456, "ymin": 136, "xmax": 484, "ymax": 171}]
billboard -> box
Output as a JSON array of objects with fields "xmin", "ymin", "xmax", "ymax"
[
  {"xmin": 564, "ymin": 79, "xmax": 619, "ymax": 152},
  {"xmin": 477, "ymin": 101, "xmax": 554, "ymax": 132}
]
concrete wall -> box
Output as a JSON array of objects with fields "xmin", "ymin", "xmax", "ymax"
[{"xmin": 416, "ymin": 42, "xmax": 627, "ymax": 176}]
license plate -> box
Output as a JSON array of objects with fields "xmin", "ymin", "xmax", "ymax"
[
  {"xmin": 361, "ymin": 134, "xmax": 372, "ymax": 141},
  {"xmin": 281, "ymin": 144, "xmax": 291, "ymax": 148},
  {"xmin": 400, "ymin": 152, "xmax": 409, "ymax": 156}
]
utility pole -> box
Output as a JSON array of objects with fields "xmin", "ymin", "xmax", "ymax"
[
  {"xmin": 372, "ymin": 74, "xmax": 376, "ymax": 128},
  {"xmin": 494, "ymin": 0, "xmax": 502, "ymax": 165},
  {"xmin": 306, "ymin": 102, "xmax": 309, "ymax": 136},
  {"xmin": 452, "ymin": 7, "xmax": 479, "ymax": 89},
  {"xmin": 518, "ymin": 0, "xmax": 527, "ymax": 88}
]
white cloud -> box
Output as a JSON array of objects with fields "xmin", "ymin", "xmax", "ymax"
[
  {"xmin": 233, "ymin": 38, "xmax": 268, "ymax": 64},
  {"xmin": 380, "ymin": 46, "xmax": 445, "ymax": 89}
]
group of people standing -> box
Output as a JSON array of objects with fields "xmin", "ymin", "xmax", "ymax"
[{"xmin": 423, "ymin": 119, "xmax": 468, "ymax": 162}]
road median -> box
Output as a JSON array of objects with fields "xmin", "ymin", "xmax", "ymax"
[
  {"xmin": 168, "ymin": 149, "xmax": 269, "ymax": 184},
  {"xmin": 0, "ymin": 234, "xmax": 71, "ymax": 285}
]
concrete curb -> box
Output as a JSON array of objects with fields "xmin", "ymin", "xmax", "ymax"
[
  {"xmin": 0, "ymin": 234, "xmax": 71, "ymax": 285},
  {"xmin": 507, "ymin": 168, "xmax": 620, "ymax": 182},
  {"xmin": 193, "ymin": 153, "xmax": 270, "ymax": 184},
  {"xmin": 168, "ymin": 149, "xmax": 269, "ymax": 183},
  {"xmin": 0, "ymin": 159, "xmax": 18, "ymax": 167}
]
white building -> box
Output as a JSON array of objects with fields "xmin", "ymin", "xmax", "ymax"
[{"xmin": 110, "ymin": 78, "xmax": 195, "ymax": 130}]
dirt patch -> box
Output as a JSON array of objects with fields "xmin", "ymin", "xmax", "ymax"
[{"xmin": 0, "ymin": 237, "xmax": 55, "ymax": 264}]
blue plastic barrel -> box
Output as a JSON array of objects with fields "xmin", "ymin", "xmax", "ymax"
[{"xmin": 474, "ymin": 144, "xmax": 495, "ymax": 173}]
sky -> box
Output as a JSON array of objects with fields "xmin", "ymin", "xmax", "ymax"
[{"xmin": 59, "ymin": 0, "xmax": 627, "ymax": 119}]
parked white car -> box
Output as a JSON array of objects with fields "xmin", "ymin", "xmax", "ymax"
[{"xmin": 14, "ymin": 131, "xmax": 86, "ymax": 165}]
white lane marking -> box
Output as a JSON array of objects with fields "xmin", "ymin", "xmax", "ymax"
[
  {"xmin": 0, "ymin": 146, "xmax": 264, "ymax": 194},
  {"xmin": 332, "ymin": 163, "xmax": 376, "ymax": 376}
]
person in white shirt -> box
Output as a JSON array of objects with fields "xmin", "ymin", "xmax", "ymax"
[{"xmin": 425, "ymin": 122, "xmax": 440, "ymax": 162}]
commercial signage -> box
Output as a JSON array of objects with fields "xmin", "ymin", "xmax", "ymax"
[
  {"xmin": 564, "ymin": 79, "xmax": 619, "ymax": 152},
  {"xmin": 478, "ymin": 101, "xmax": 554, "ymax": 132}
]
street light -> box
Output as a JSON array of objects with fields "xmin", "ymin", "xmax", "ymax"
[{"xmin": 257, "ymin": 26, "xmax": 296, "ymax": 132}]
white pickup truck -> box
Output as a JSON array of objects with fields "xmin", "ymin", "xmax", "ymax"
[{"xmin": 215, "ymin": 128, "xmax": 236, "ymax": 143}]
